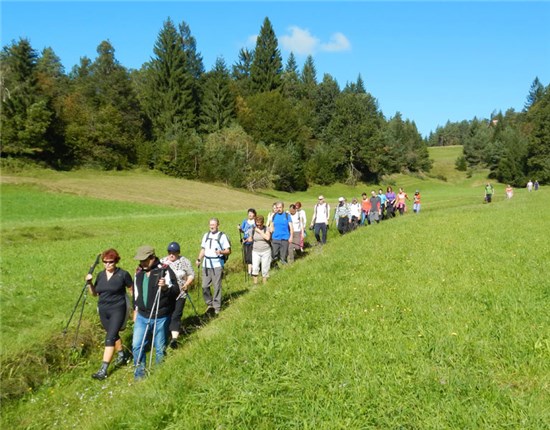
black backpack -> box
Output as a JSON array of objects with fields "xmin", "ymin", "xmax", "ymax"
[{"xmin": 206, "ymin": 231, "xmax": 231, "ymax": 262}]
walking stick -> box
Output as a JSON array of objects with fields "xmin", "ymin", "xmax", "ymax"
[
  {"xmin": 177, "ymin": 291, "xmax": 199, "ymax": 317},
  {"xmin": 63, "ymin": 254, "xmax": 101, "ymax": 346},
  {"xmin": 136, "ymin": 285, "xmax": 162, "ymax": 373},
  {"xmin": 239, "ymin": 230, "xmax": 249, "ymax": 283},
  {"xmin": 148, "ymin": 286, "xmax": 162, "ymax": 371}
]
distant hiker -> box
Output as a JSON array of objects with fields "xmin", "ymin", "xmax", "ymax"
[
  {"xmin": 132, "ymin": 245, "xmax": 179, "ymax": 380},
  {"xmin": 378, "ymin": 189, "xmax": 388, "ymax": 219},
  {"xmin": 527, "ymin": 180, "xmax": 533, "ymax": 192},
  {"xmin": 534, "ymin": 180, "xmax": 539, "ymax": 191},
  {"xmin": 413, "ymin": 190, "xmax": 421, "ymax": 213},
  {"xmin": 288, "ymin": 204, "xmax": 305, "ymax": 263},
  {"xmin": 85, "ymin": 248, "xmax": 133, "ymax": 380},
  {"xmin": 266, "ymin": 203, "xmax": 277, "ymax": 229},
  {"xmin": 270, "ymin": 202, "xmax": 293, "ymax": 264},
  {"xmin": 295, "ymin": 201, "xmax": 308, "ymax": 249},
  {"xmin": 251, "ymin": 215, "xmax": 272, "ymax": 284},
  {"xmin": 310, "ymin": 195, "xmax": 330, "ymax": 244},
  {"xmin": 238, "ymin": 208, "xmax": 256, "ymax": 275},
  {"xmin": 386, "ymin": 187, "xmax": 396, "ymax": 218},
  {"xmin": 485, "ymin": 183, "xmax": 495, "ymax": 203},
  {"xmin": 160, "ymin": 242, "xmax": 195, "ymax": 349},
  {"xmin": 196, "ymin": 218, "xmax": 231, "ymax": 316},
  {"xmin": 361, "ymin": 192, "xmax": 371, "ymax": 225},
  {"xmin": 368, "ymin": 191, "xmax": 381, "ymax": 224},
  {"xmin": 396, "ymin": 187, "xmax": 410, "ymax": 215},
  {"xmin": 505, "ymin": 185, "xmax": 514, "ymax": 199},
  {"xmin": 334, "ymin": 197, "xmax": 351, "ymax": 234},
  {"xmin": 349, "ymin": 197, "xmax": 361, "ymax": 230}
]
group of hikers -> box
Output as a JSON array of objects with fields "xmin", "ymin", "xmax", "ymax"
[
  {"xmin": 486, "ymin": 180, "xmax": 541, "ymax": 202},
  {"xmin": 84, "ymin": 186, "xmax": 420, "ymax": 381}
]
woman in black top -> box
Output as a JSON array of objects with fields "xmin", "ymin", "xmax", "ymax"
[{"xmin": 85, "ymin": 248, "xmax": 133, "ymax": 380}]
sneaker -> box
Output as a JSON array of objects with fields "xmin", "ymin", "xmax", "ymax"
[
  {"xmin": 113, "ymin": 352, "xmax": 127, "ymax": 368},
  {"xmin": 170, "ymin": 339, "xmax": 178, "ymax": 349},
  {"xmin": 92, "ymin": 368, "xmax": 107, "ymax": 380}
]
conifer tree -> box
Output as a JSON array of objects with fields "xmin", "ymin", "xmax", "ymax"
[
  {"xmin": 524, "ymin": 77, "xmax": 544, "ymax": 111},
  {"xmin": 281, "ymin": 52, "xmax": 300, "ymax": 100},
  {"xmin": 232, "ymin": 47, "xmax": 254, "ymax": 96},
  {"xmin": 250, "ymin": 17, "xmax": 282, "ymax": 93},
  {"xmin": 199, "ymin": 57, "xmax": 235, "ymax": 133},
  {"xmin": 0, "ymin": 38, "xmax": 53, "ymax": 158},
  {"xmin": 147, "ymin": 18, "xmax": 195, "ymax": 138},
  {"xmin": 314, "ymin": 73, "xmax": 340, "ymax": 138}
]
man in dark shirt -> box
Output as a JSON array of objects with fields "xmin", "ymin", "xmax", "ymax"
[{"xmin": 132, "ymin": 245, "xmax": 179, "ymax": 380}]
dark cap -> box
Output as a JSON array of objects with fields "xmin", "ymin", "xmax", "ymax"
[
  {"xmin": 167, "ymin": 242, "xmax": 180, "ymax": 253},
  {"xmin": 134, "ymin": 245, "xmax": 155, "ymax": 260}
]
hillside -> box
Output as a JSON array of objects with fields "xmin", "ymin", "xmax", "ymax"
[{"xmin": 1, "ymin": 151, "xmax": 548, "ymax": 428}]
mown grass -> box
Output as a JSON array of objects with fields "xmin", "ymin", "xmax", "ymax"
[{"xmin": 1, "ymin": 162, "xmax": 548, "ymax": 428}]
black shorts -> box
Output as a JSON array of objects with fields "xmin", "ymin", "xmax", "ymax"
[{"xmin": 244, "ymin": 244, "xmax": 253, "ymax": 264}]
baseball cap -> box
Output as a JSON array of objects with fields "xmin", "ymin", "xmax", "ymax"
[
  {"xmin": 134, "ymin": 245, "xmax": 155, "ymax": 260},
  {"xmin": 338, "ymin": 197, "xmax": 344, "ymax": 202},
  {"xmin": 167, "ymin": 242, "xmax": 180, "ymax": 253}
]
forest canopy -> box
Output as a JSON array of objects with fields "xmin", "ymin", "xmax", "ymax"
[{"xmin": 1, "ymin": 17, "xmax": 548, "ymax": 189}]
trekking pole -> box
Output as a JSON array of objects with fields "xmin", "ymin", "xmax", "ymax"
[
  {"xmin": 178, "ymin": 291, "xmax": 199, "ymax": 317},
  {"xmin": 196, "ymin": 265, "xmax": 201, "ymax": 304},
  {"xmin": 148, "ymin": 286, "xmax": 162, "ymax": 371},
  {"xmin": 136, "ymin": 285, "xmax": 162, "ymax": 373},
  {"xmin": 239, "ymin": 230, "xmax": 248, "ymax": 283},
  {"xmin": 63, "ymin": 254, "xmax": 101, "ymax": 345}
]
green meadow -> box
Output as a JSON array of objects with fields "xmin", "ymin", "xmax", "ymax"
[{"xmin": 1, "ymin": 148, "xmax": 549, "ymax": 429}]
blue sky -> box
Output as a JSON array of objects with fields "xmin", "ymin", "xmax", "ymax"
[{"xmin": 2, "ymin": 1, "xmax": 549, "ymax": 137}]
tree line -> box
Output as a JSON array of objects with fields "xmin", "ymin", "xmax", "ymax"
[
  {"xmin": 427, "ymin": 77, "xmax": 550, "ymax": 186},
  {"xmin": 16, "ymin": 15, "xmax": 543, "ymax": 191}
]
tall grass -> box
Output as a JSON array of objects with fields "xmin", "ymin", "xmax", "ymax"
[{"xmin": 1, "ymin": 168, "xmax": 548, "ymax": 428}]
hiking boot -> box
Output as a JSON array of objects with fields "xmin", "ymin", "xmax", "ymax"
[
  {"xmin": 113, "ymin": 351, "xmax": 128, "ymax": 368},
  {"xmin": 92, "ymin": 368, "xmax": 107, "ymax": 380}
]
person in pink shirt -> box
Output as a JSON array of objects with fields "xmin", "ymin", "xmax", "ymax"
[{"xmin": 396, "ymin": 187, "xmax": 410, "ymax": 215}]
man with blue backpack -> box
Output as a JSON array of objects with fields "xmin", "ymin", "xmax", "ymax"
[
  {"xmin": 270, "ymin": 202, "xmax": 293, "ymax": 265},
  {"xmin": 196, "ymin": 218, "xmax": 231, "ymax": 316}
]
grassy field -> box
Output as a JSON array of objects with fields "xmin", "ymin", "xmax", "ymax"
[{"xmin": 1, "ymin": 152, "xmax": 549, "ymax": 428}]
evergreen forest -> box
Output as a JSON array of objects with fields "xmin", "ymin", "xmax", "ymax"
[{"xmin": 1, "ymin": 17, "xmax": 548, "ymax": 190}]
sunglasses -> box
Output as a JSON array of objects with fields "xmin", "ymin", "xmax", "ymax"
[{"xmin": 103, "ymin": 260, "xmax": 115, "ymax": 264}]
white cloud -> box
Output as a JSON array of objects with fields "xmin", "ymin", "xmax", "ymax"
[
  {"xmin": 279, "ymin": 26, "xmax": 351, "ymax": 55},
  {"xmin": 280, "ymin": 26, "xmax": 319, "ymax": 55},
  {"xmin": 320, "ymin": 32, "xmax": 351, "ymax": 52},
  {"xmin": 246, "ymin": 34, "xmax": 258, "ymax": 48}
]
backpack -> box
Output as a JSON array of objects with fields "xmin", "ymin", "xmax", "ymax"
[{"xmin": 206, "ymin": 231, "xmax": 231, "ymax": 262}]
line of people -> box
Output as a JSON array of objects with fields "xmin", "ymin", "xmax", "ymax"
[
  {"xmin": 85, "ymin": 187, "xmax": 420, "ymax": 381},
  {"xmin": 85, "ymin": 218, "xmax": 231, "ymax": 381}
]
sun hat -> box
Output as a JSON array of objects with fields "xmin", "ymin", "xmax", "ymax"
[{"xmin": 134, "ymin": 245, "xmax": 155, "ymax": 260}]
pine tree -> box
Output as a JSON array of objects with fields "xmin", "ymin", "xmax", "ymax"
[
  {"xmin": 199, "ymin": 57, "xmax": 235, "ymax": 133},
  {"xmin": 147, "ymin": 18, "xmax": 195, "ymax": 138},
  {"xmin": 525, "ymin": 84, "xmax": 550, "ymax": 182},
  {"xmin": 250, "ymin": 17, "xmax": 282, "ymax": 93},
  {"xmin": 61, "ymin": 40, "xmax": 143, "ymax": 169},
  {"xmin": 0, "ymin": 38, "xmax": 53, "ymax": 158},
  {"xmin": 313, "ymin": 73, "xmax": 340, "ymax": 138},
  {"xmin": 297, "ymin": 55, "xmax": 317, "ymax": 101},
  {"xmin": 232, "ymin": 48, "xmax": 254, "ymax": 96},
  {"xmin": 524, "ymin": 77, "xmax": 544, "ymax": 111},
  {"xmin": 281, "ymin": 52, "xmax": 300, "ymax": 100},
  {"xmin": 178, "ymin": 21, "xmax": 204, "ymax": 122}
]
